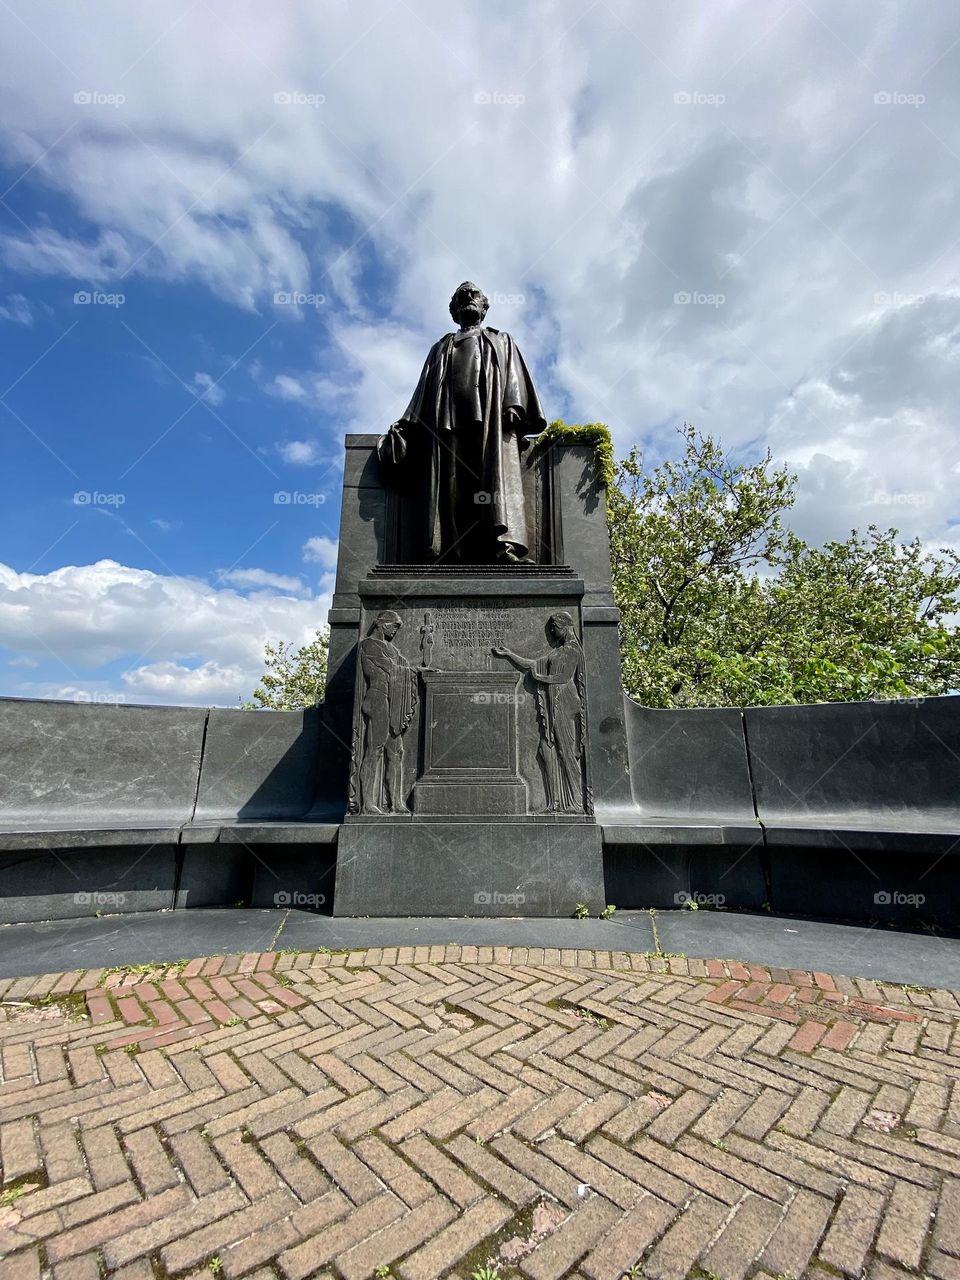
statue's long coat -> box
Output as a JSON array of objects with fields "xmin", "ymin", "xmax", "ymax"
[{"xmin": 381, "ymin": 327, "xmax": 546, "ymax": 559}]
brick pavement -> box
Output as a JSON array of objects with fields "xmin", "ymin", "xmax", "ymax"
[{"xmin": 1, "ymin": 945, "xmax": 959, "ymax": 1279}]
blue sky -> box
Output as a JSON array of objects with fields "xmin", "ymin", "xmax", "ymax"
[{"xmin": 1, "ymin": 1, "xmax": 958, "ymax": 704}]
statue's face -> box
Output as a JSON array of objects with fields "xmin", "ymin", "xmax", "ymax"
[
  {"xmin": 550, "ymin": 616, "xmax": 572, "ymax": 641},
  {"xmin": 452, "ymin": 285, "xmax": 487, "ymax": 326},
  {"xmin": 381, "ymin": 619, "xmax": 400, "ymax": 640}
]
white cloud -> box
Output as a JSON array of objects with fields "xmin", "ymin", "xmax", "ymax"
[
  {"xmin": 278, "ymin": 439, "xmax": 322, "ymax": 465},
  {"xmin": 217, "ymin": 567, "xmax": 304, "ymax": 593},
  {"xmin": 302, "ymin": 536, "xmax": 338, "ymax": 571},
  {"xmin": 0, "ymin": 560, "xmax": 329, "ymax": 705},
  {"xmin": 192, "ymin": 371, "xmax": 225, "ymax": 406},
  {"xmin": 271, "ymin": 374, "xmax": 308, "ymax": 402},
  {"xmin": 0, "ymin": 293, "xmax": 33, "ymax": 326},
  {"xmin": 122, "ymin": 660, "xmax": 250, "ymax": 701}
]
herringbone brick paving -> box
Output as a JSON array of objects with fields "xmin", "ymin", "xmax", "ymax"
[{"xmin": 1, "ymin": 946, "xmax": 959, "ymax": 1279}]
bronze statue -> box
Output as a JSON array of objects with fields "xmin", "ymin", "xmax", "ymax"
[
  {"xmin": 351, "ymin": 610, "xmax": 418, "ymax": 815},
  {"xmin": 379, "ymin": 282, "xmax": 546, "ymax": 563},
  {"xmin": 493, "ymin": 611, "xmax": 588, "ymax": 813}
]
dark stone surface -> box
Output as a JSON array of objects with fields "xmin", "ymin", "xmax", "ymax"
[
  {"xmin": 194, "ymin": 707, "xmax": 319, "ymax": 822},
  {"xmin": 0, "ymin": 844, "xmax": 177, "ymax": 924},
  {"xmin": 0, "ymin": 697, "xmax": 206, "ymax": 826},
  {"xmin": 653, "ymin": 909, "xmax": 960, "ymax": 988},
  {"xmin": 0, "ymin": 909, "xmax": 285, "ymax": 977},
  {"xmin": 176, "ymin": 843, "xmax": 251, "ymax": 909},
  {"xmin": 767, "ymin": 842, "xmax": 960, "ymax": 927},
  {"xmin": 218, "ymin": 822, "xmax": 338, "ymax": 844},
  {"xmin": 177, "ymin": 838, "xmax": 338, "ymax": 911},
  {"xmin": 0, "ymin": 908, "xmax": 956, "ymax": 989},
  {"xmin": 623, "ymin": 702, "xmax": 757, "ymax": 823},
  {"xmin": 0, "ymin": 826, "xmax": 182, "ymax": 851},
  {"xmin": 746, "ymin": 696, "xmax": 960, "ymax": 827},
  {"xmin": 602, "ymin": 701, "xmax": 765, "ymax": 909},
  {"xmin": 335, "ymin": 821, "xmax": 605, "ymax": 917},
  {"xmin": 603, "ymin": 837, "xmax": 767, "ymax": 911},
  {"xmin": 348, "ymin": 577, "xmax": 592, "ymax": 823},
  {"xmin": 249, "ymin": 844, "xmax": 337, "ymax": 912}
]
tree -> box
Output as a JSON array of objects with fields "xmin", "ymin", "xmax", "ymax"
[
  {"xmin": 244, "ymin": 628, "xmax": 329, "ymax": 710},
  {"xmin": 608, "ymin": 422, "xmax": 960, "ymax": 707}
]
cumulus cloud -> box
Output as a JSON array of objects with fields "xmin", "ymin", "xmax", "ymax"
[
  {"xmin": 0, "ymin": 560, "xmax": 329, "ymax": 705},
  {"xmin": 278, "ymin": 440, "xmax": 323, "ymax": 465},
  {"xmin": 302, "ymin": 536, "xmax": 338, "ymax": 570}
]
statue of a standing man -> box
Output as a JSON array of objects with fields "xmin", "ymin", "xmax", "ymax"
[{"xmin": 379, "ymin": 282, "xmax": 546, "ymax": 564}]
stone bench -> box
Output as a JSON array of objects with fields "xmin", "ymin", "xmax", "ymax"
[
  {"xmin": 0, "ymin": 698, "xmax": 337, "ymax": 922},
  {"xmin": 746, "ymin": 696, "xmax": 960, "ymax": 924},
  {"xmin": 602, "ymin": 701, "xmax": 765, "ymax": 909},
  {"xmin": 603, "ymin": 695, "xmax": 960, "ymax": 926}
]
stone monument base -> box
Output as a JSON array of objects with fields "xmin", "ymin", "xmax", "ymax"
[{"xmin": 334, "ymin": 820, "xmax": 605, "ymax": 917}]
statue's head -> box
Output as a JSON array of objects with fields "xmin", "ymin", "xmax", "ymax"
[
  {"xmin": 374, "ymin": 609, "xmax": 402, "ymax": 641},
  {"xmin": 449, "ymin": 281, "xmax": 489, "ymax": 327},
  {"xmin": 548, "ymin": 611, "xmax": 576, "ymax": 642}
]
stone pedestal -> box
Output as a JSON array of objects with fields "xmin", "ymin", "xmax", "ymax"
[
  {"xmin": 332, "ymin": 567, "xmax": 606, "ymax": 915},
  {"xmin": 323, "ymin": 434, "xmax": 625, "ymax": 917}
]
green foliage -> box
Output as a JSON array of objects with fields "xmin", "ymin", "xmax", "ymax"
[
  {"xmin": 244, "ymin": 628, "xmax": 329, "ymax": 710},
  {"xmin": 573, "ymin": 902, "xmax": 590, "ymax": 919},
  {"xmin": 600, "ymin": 904, "xmax": 617, "ymax": 919},
  {"xmin": 537, "ymin": 419, "xmax": 615, "ymax": 489},
  {"xmin": 609, "ymin": 422, "xmax": 960, "ymax": 707}
]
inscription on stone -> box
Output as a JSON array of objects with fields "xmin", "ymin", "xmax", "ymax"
[{"xmin": 434, "ymin": 606, "xmax": 509, "ymax": 654}]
